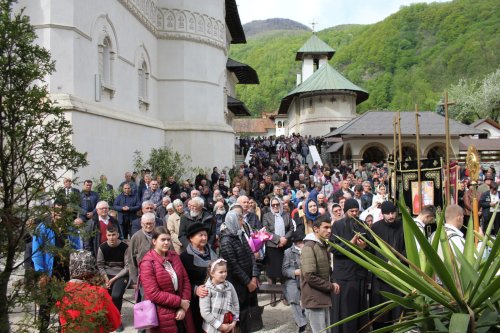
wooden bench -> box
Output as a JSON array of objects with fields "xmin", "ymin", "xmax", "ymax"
[{"xmin": 257, "ymin": 283, "xmax": 284, "ymax": 294}]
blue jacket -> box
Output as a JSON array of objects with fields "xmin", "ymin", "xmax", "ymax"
[
  {"xmin": 113, "ymin": 193, "xmax": 141, "ymax": 225},
  {"xmin": 32, "ymin": 222, "xmax": 81, "ymax": 276},
  {"xmin": 80, "ymin": 190, "xmax": 100, "ymax": 220}
]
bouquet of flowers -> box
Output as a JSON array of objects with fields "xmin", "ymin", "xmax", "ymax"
[{"xmin": 247, "ymin": 227, "xmax": 272, "ymax": 253}]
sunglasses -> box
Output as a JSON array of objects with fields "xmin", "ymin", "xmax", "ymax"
[{"xmin": 271, "ymin": 204, "xmax": 280, "ymax": 207}]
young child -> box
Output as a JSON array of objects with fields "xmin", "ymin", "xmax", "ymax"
[{"xmin": 199, "ymin": 259, "xmax": 239, "ymax": 333}]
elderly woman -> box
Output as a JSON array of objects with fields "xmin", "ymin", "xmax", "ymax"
[
  {"xmin": 180, "ymin": 223, "xmax": 218, "ymax": 333},
  {"xmin": 166, "ymin": 199, "xmax": 185, "ymax": 254},
  {"xmin": 262, "ymin": 197, "xmax": 294, "ymax": 306},
  {"xmin": 57, "ymin": 250, "xmax": 121, "ymax": 332},
  {"xmin": 140, "ymin": 227, "xmax": 195, "ymax": 333},
  {"xmin": 219, "ymin": 210, "xmax": 259, "ymax": 333}
]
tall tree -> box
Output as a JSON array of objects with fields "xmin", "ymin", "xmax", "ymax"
[
  {"xmin": 448, "ymin": 67, "xmax": 500, "ymax": 123},
  {"xmin": 0, "ymin": 1, "xmax": 87, "ymax": 331}
]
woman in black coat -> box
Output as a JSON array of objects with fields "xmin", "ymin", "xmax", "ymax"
[
  {"xmin": 180, "ymin": 223, "xmax": 218, "ymax": 333},
  {"xmin": 219, "ymin": 210, "xmax": 259, "ymax": 333}
]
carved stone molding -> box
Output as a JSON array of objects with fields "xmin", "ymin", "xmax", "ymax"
[{"xmin": 117, "ymin": 0, "xmax": 226, "ymax": 52}]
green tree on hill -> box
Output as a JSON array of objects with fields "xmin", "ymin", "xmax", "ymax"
[{"xmin": 232, "ymin": 0, "xmax": 500, "ymax": 115}]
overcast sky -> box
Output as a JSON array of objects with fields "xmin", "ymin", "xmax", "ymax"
[{"xmin": 236, "ymin": 0, "xmax": 450, "ymax": 29}]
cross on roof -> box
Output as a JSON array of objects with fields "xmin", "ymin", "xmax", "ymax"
[{"xmin": 311, "ymin": 19, "xmax": 318, "ymax": 32}]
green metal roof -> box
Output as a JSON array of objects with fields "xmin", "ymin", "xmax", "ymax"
[
  {"xmin": 296, "ymin": 34, "xmax": 335, "ymax": 61},
  {"xmin": 278, "ymin": 63, "xmax": 369, "ymax": 114}
]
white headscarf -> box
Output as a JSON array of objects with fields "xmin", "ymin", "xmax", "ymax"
[{"xmin": 271, "ymin": 197, "xmax": 285, "ymax": 237}]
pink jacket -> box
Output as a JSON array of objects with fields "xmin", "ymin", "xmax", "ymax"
[{"xmin": 139, "ymin": 249, "xmax": 195, "ymax": 333}]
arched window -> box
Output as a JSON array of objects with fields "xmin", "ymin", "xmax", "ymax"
[
  {"xmin": 98, "ymin": 35, "xmax": 115, "ymax": 94},
  {"xmin": 138, "ymin": 60, "xmax": 149, "ymax": 100}
]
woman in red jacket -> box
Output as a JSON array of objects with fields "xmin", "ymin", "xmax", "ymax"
[
  {"xmin": 57, "ymin": 250, "xmax": 121, "ymax": 332},
  {"xmin": 139, "ymin": 226, "xmax": 195, "ymax": 333}
]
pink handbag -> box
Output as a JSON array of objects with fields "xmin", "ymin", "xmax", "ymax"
[
  {"xmin": 134, "ymin": 263, "xmax": 159, "ymax": 330},
  {"xmin": 133, "ymin": 299, "xmax": 158, "ymax": 330}
]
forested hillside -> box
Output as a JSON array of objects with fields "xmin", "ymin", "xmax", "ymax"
[{"xmin": 231, "ymin": 0, "xmax": 500, "ymax": 116}]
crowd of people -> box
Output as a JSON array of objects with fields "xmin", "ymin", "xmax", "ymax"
[{"xmin": 28, "ymin": 134, "xmax": 499, "ymax": 333}]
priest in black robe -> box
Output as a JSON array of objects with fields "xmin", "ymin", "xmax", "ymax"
[
  {"xmin": 330, "ymin": 199, "xmax": 370, "ymax": 333},
  {"xmin": 370, "ymin": 201, "xmax": 405, "ymax": 330}
]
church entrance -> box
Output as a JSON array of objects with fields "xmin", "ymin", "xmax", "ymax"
[
  {"xmin": 426, "ymin": 144, "xmax": 446, "ymax": 159},
  {"xmin": 362, "ymin": 146, "xmax": 387, "ymax": 164},
  {"xmin": 395, "ymin": 145, "xmax": 418, "ymax": 161}
]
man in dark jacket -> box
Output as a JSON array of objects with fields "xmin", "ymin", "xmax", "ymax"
[
  {"xmin": 237, "ymin": 196, "xmax": 262, "ymax": 230},
  {"xmin": 479, "ymin": 182, "xmax": 499, "ymax": 235},
  {"xmin": 84, "ymin": 201, "xmax": 122, "ymax": 258},
  {"xmin": 130, "ymin": 200, "xmax": 163, "ymax": 236},
  {"xmin": 330, "ymin": 198, "xmax": 369, "ymax": 333},
  {"xmin": 79, "ymin": 180, "xmax": 99, "ymax": 221},
  {"xmin": 113, "ymin": 183, "xmax": 140, "ymax": 239},
  {"xmin": 360, "ymin": 181, "xmax": 374, "ymax": 210},
  {"xmin": 301, "ymin": 214, "xmax": 340, "ymax": 333},
  {"xmin": 178, "ymin": 197, "xmax": 215, "ymax": 248}
]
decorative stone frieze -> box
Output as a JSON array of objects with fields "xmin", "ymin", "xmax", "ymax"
[{"xmin": 117, "ymin": 0, "xmax": 226, "ymax": 50}]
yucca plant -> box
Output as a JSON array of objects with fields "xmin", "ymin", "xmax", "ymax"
[{"xmin": 326, "ymin": 199, "xmax": 500, "ymax": 333}]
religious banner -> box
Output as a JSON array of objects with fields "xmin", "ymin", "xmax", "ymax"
[{"xmin": 389, "ymin": 158, "xmax": 444, "ymax": 216}]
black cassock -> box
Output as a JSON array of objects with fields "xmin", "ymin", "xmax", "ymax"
[
  {"xmin": 330, "ymin": 217, "xmax": 369, "ymax": 333},
  {"xmin": 370, "ymin": 218, "xmax": 406, "ymax": 329}
]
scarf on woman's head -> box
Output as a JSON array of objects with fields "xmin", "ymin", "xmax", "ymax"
[
  {"xmin": 304, "ymin": 197, "xmax": 319, "ymax": 222},
  {"xmin": 222, "ymin": 210, "xmax": 243, "ymax": 237},
  {"xmin": 270, "ymin": 197, "xmax": 285, "ymax": 237}
]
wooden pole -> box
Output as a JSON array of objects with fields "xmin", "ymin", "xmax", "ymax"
[
  {"xmin": 444, "ymin": 91, "xmax": 451, "ymax": 205},
  {"xmin": 397, "ymin": 111, "xmax": 403, "ymax": 161},
  {"xmin": 393, "ymin": 115, "xmax": 397, "ymax": 163},
  {"xmin": 415, "ymin": 105, "xmax": 422, "ymax": 214}
]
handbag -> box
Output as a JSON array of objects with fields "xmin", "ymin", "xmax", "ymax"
[
  {"xmin": 247, "ymin": 305, "xmax": 264, "ymax": 332},
  {"xmin": 134, "ymin": 300, "xmax": 158, "ymax": 330},
  {"xmin": 133, "ymin": 261, "xmax": 159, "ymax": 330}
]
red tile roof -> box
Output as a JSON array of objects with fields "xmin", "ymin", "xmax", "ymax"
[{"xmin": 233, "ymin": 117, "xmax": 275, "ymax": 134}]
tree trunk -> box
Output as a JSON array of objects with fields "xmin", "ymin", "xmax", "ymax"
[{"xmin": 0, "ymin": 271, "xmax": 12, "ymax": 333}]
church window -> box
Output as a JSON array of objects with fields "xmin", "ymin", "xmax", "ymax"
[
  {"xmin": 98, "ymin": 35, "xmax": 115, "ymax": 97},
  {"xmin": 138, "ymin": 60, "xmax": 149, "ymax": 110}
]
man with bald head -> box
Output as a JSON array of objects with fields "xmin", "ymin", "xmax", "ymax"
[
  {"xmin": 119, "ymin": 171, "xmax": 138, "ymax": 196},
  {"xmin": 237, "ymin": 195, "xmax": 262, "ymax": 230}
]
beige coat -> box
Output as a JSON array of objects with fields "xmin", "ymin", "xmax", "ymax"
[{"xmin": 166, "ymin": 213, "xmax": 183, "ymax": 254}]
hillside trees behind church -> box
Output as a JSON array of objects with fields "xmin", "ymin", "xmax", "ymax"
[
  {"xmin": 0, "ymin": 1, "xmax": 87, "ymax": 331},
  {"xmin": 232, "ymin": 0, "xmax": 499, "ymax": 115},
  {"xmin": 448, "ymin": 67, "xmax": 500, "ymax": 123}
]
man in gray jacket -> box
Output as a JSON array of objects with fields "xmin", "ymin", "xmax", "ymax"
[{"xmin": 300, "ymin": 214, "xmax": 340, "ymax": 333}]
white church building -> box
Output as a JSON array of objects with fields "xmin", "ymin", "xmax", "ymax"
[{"xmin": 17, "ymin": 0, "xmax": 257, "ymax": 185}]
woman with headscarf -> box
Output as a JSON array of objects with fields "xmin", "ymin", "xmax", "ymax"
[
  {"xmin": 301, "ymin": 197, "xmax": 320, "ymax": 236},
  {"xmin": 57, "ymin": 250, "xmax": 121, "ymax": 332},
  {"xmin": 219, "ymin": 210, "xmax": 259, "ymax": 333},
  {"xmin": 262, "ymin": 197, "xmax": 294, "ymax": 306}
]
